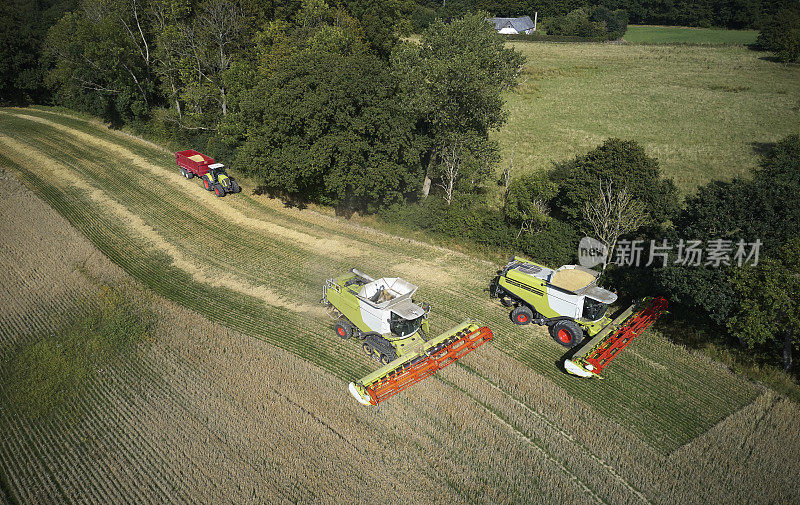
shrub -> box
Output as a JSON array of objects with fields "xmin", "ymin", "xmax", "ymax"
[
  {"xmin": 545, "ymin": 7, "xmax": 627, "ymax": 41},
  {"xmin": 756, "ymin": 7, "xmax": 800, "ymax": 63},
  {"xmin": 516, "ymin": 218, "xmax": 579, "ymax": 267},
  {"xmin": 550, "ymin": 138, "xmax": 679, "ymax": 226}
]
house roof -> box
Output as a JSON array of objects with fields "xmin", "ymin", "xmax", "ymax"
[{"xmin": 487, "ymin": 16, "xmax": 535, "ymax": 32}]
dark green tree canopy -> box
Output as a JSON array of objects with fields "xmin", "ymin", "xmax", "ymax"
[
  {"xmin": 728, "ymin": 238, "xmax": 800, "ymax": 371},
  {"xmin": 659, "ymin": 135, "xmax": 800, "ymax": 325},
  {"xmin": 392, "ymin": 12, "xmax": 524, "ymax": 199},
  {"xmin": 756, "ymin": 7, "xmax": 800, "ymax": 63},
  {"xmin": 229, "ymin": 43, "xmax": 423, "ymax": 210},
  {"xmin": 550, "ymin": 138, "xmax": 679, "ymax": 225}
]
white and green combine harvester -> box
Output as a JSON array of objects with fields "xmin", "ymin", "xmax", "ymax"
[
  {"xmin": 322, "ymin": 269, "xmax": 493, "ymax": 406},
  {"xmin": 493, "ymin": 256, "xmax": 668, "ymax": 378}
]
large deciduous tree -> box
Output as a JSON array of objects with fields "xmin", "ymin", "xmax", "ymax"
[
  {"xmin": 728, "ymin": 239, "xmax": 800, "ymax": 372},
  {"xmin": 392, "ymin": 12, "xmax": 524, "ymax": 202},
  {"xmin": 583, "ymin": 180, "xmax": 647, "ymax": 270},
  {"xmin": 43, "ymin": 0, "xmax": 157, "ymax": 122},
  {"xmin": 226, "ymin": 21, "xmax": 422, "ymax": 211},
  {"xmin": 550, "ymin": 138, "xmax": 679, "ymax": 225}
]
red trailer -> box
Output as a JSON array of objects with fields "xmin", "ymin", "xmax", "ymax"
[{"xmin": 175, "ymin": 149, "xmax": 241, "ymax": 197}]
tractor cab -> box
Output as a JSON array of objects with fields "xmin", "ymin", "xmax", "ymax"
[
  {"xmin": 390, "ymin": 307, "xmax": 426, "ymax": 338},
  {"xmin": 207, "ymin": 163, "xmax": 229, "ymax": 183}
]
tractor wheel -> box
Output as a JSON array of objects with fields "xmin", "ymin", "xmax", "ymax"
[
  {"xmin": 203, "ymin": 178, "xmax": 211, "ymax": 191},
  {"xmin": 362, "ymin": 342, "xmax": 374, "ymax": 358},
  {"xmin": 380, "ymin": 354, "xmax": 392, "ymax": 365},
  {"xmin": 334, "ymin": 321, "xmax": 353, "ymax": 340},
  {"xmin": 551, "ymin": 320, "xmax": 584, "ymax": 348},
  {"xmin": 231, "ymin": 180, "xmax": 241, "ymax": 193},
  {"xmin": 214, "ymin": 185, "xmax": 226, "ymax": 197},
  {"xmin": 511, "ymin": 305, "xmax": 533, "ymax": 325}
]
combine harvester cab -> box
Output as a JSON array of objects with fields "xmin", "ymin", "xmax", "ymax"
[
  {"xmin": 322, "ymin": 269, "xmax": 493, "ymax": 406},
  {"xmin": 175, "ymin": 149, "xmax": 241, "ymax": 197},
  {"xmin": 493, "ymin": 256, "xmax": 667, "ymax": 378}
]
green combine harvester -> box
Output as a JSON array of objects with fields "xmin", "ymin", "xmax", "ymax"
[
  {"xmin": 493, "ymin": 256, "xmax": 667, "ymax": 377},
  {"xmin": 322, "ymin": 269, "xmax": 493, "ymax": 406}
]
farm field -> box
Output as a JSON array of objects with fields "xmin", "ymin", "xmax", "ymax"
[
  {"xmin": 1, "ymin": 107, "xmax": 800, "ymax": 503},
  {"xmin": 496, "ymin": 41, "xmax": 800, "ymax": 195},
  {"xmin": 623, "ymin": 25, "xmax": 759, "ymax": 45}
]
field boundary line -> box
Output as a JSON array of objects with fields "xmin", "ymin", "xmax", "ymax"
[{"xmin": 667, "ymin": 388, "xmax": 769, "ymax": 458}]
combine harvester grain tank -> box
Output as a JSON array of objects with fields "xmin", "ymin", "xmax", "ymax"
[{"xmin": 322, "ymin": 269, "xmax": 493, "ymax": 406}]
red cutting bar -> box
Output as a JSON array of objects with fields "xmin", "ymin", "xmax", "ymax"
[
  {"xmin": 585, "ymin": 297, "xmax": 668, "ymax": 374},
  {"xmin": 365, "ymin": 326, "xmax": 494, "ymax": 405}
]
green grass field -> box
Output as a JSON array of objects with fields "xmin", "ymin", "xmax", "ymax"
[
  {"xmin": 624, "ymin": 25, "xmax": 759, "ymax": 45},
  {"xmin": 497, "ymin": 42, "xmax": 799, "ymax": 195}
]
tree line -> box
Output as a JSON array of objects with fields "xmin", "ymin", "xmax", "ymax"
[{"xmin": 411, "ymin": 0, "xmax": 798, "ymax": 31}]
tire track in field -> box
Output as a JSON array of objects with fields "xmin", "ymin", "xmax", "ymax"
[
  {"xmin": 458, "ymin": 364, "xmax": 652, "ymax": 505},
  {"xmin": 0, "ymin": 135, "xmax": 321, "ymax": 316},
  {"xmin": 3, "ymin": 111, "xmax": 358, "ymax": 259},
  {"xmin": 439, "ymin": 376, "xmax": 607, "ymax": 505}
]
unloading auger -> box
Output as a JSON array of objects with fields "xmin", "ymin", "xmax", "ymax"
[{"xmin": 322, "ymin": 269, "xmax": 493, "ymax": 406}]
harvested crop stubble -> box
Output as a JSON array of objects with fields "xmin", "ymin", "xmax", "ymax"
[
  {"xmin": 0, "ymin": 108, "xmax": 763, "ymax": 452},
  {"xmin": 0, "ymin": 154, "xmax": 613, "ymax": 504},
  {"xmin": 2, "ymin": 108, "xmax": 799, "ymax": 504},
  {"xmin": 0, "ymin": 136, "xmax": 316, "ymax": 316},
  {"xmin": 0, "ymin": 169, "xmax": 460, "ymax": 504}
]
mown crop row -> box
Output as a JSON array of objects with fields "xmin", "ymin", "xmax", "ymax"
[{"xmin": 0, "ymin": 166, "xmax": 558, "ymax": 504}]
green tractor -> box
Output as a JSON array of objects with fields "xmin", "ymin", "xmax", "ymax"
[
  {"xmin": 323, "ymin": 269, "xmax": 493, "ymax": 405},
  {"xmin": 492, "ymin": 256, "xmax": 667, "ymax": 377}
]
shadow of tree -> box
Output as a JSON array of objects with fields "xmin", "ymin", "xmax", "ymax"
[{"xmin": 750, "ymin": 141, "xmax": 776, "ymax": 157}]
